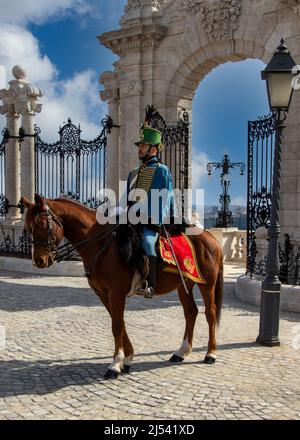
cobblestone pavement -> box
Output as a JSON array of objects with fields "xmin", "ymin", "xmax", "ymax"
[{"xmin": 0, "ymin": 265, "xmax": 299, "ymax": 420}]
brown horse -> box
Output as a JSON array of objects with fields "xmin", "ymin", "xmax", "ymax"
[{"xmin": 21, "ymin": 194, "xmax": 223, "ymax": 379}]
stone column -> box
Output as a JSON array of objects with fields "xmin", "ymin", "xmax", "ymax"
[
  {"xmin": 19, "ymin": 98, "xmax": 42, "ymax": 201},
  {"xmin": 0, "ymin": 66, "xmax": 42, "ymax": 222},
  {"xmin": 4, "ymin": 113, "xmax": 20, "ymax": 224},
  {"xmin": 0, "ymin": 69, "xmax": 21, "ymax": 224},
  {"xmin": 100, "ymin": 95, "xmax": 120, "ymax": 194},
  {"xmin": 119, "ymin": 80, "xmax": 144, "ymax": 181},
  {"xmin": 100, "ymin": 70, "xmax": 120, "ymax": 200},
  {"xmin": 99, "ymin": 8, "xmax": 167, "ymax": 182}
]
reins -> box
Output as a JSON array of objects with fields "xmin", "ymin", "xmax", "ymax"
[{"xmin": 55, "ymin": 224, "xmax": 119, "ymax": 263}]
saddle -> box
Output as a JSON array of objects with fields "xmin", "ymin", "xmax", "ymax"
[{"xmin": 116, "ymin": 221, "xmax": 205, "ymax": 284}]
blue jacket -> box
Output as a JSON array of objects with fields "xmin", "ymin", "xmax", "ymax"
[{"xmin": 127, "ymin": 156, "xmax": 174, "ymax": 225}]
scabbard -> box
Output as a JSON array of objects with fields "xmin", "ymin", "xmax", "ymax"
[{"xmin": 162, "ymin": 225, "xmax": 189, "ymax": 295}]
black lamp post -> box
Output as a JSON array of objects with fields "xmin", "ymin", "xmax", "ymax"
[
  {"xmin": 257, "ymin": 39, "xmax": 298, "ymax": 346},
  {"xmin": 207, "ymin": 154, "xmax": 245, "ymax": 228}
]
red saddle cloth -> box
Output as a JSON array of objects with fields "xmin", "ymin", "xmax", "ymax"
[{"xmin": 159, "ymin": 233, "xmax": 206, "ymax": 284}]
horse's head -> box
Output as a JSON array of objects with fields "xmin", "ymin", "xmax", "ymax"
[{"xmin": 21, "ymin": 194, "xmax": 64, "ymax": 268}]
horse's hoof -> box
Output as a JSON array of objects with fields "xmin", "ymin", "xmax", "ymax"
[
  {"xmin": 203, "ymin": 355, "xmax": 216, "ymax": 364},
  {"xmin": 122, "ymin": 365, "xmax": 131, "ymax": 374},
  {"xmin": 169, "ymin": 354, "xmax": 184, "ymax": 363},
  {"xmin": 104, "ymin": 369, "xmax": 119, "ymax": 380}
]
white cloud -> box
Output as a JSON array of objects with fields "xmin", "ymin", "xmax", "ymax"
[
  {"xmin": 0, "ymin": 0, "xmax": 95, "ymax": 26},
  {"xmin": 36, "ymin": 70, "xmax": 106, "ymax": 141},
  {"xmin": 0, "ymin": 18, "xmax": 106, "ymax": 141},
  {"xmin": 192, "ymin": 150, "xmax": 211, "ymax": 190},
  {"xmin": 0, "ymin": 24, "xmax": 57, "ymax": 85}
]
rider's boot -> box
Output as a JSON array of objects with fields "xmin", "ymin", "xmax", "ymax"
[{"xmin": 142, "ymin": 256, "xmax": 157, "ymax": 299}]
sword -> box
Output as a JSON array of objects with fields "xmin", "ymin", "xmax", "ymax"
[{"xmin": 162, "ymin": 225, "xmax": 189, "ymax": 295}]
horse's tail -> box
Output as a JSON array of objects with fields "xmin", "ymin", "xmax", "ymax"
[{"xmin": 215, "ymin": 252, "xmax": 224, "ymax": 327}]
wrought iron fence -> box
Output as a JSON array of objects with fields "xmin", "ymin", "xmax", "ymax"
[
  {"xmin": 248, "ymin": 233, "xmax": 300, "ymax": 285},
  {"xmin": 0, "ymin": 226, "xmax": 32, "ymax": 258}
]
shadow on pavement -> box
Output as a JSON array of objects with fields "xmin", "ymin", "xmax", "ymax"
[{"xmin": 0, "ymin": 340, "xmax": 260, "ymax": 398}]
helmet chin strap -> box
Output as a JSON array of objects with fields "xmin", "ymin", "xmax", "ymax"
[{"xmin": 141, "ymin": 144, "xmax": 156, "ymax": 163}]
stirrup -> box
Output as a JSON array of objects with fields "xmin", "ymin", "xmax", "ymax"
[
  {"xmin": 143, "ymin": 286, "xmax": 155, "ymax": 299},
  {"xmin": 135, "ymin": 280, "xmax": 155, "ymax": 298}
]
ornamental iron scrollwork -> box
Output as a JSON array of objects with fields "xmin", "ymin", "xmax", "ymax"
[
  {"xmin": 251, "ymin": 186, "xmax": 272, "ymax": 229},
  {"xmin": 0, "ymin": 195, "xmax": 8, "ymax": 221},
  {"xmin": 0, "ymin": 228, "xmax": 32, "ymax": 258}
]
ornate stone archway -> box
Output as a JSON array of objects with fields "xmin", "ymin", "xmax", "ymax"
[{"xmin": 99, "ymin": 0, "xmax": 300, "ymax": 241}]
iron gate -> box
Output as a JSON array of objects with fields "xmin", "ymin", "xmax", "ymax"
[
  {"xmin": 148, "ymin": 108, "xmax": 190, "ymax": 215},
  {"xmin": 247, "ymin": 112, "xmax": 300, "ymax": 284},
  {"xmin": 247, "ymin": 112, "xmax": 276, "ymax": 276},
  {"xmin": 35, "ymin": 116, "xmax": 110, "ymax": 207}
]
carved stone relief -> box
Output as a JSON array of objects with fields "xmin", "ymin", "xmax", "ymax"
[
  {"xmin": 120, "ymin": 80, "xmax": 143, "ymax": 96},
  {"xmin": 184, "ymin": 0, "xmax": 242, "ymax": 41},
  {"xmin": 124, "ymin": 0, "xmax": 165, "ymax": 12}
]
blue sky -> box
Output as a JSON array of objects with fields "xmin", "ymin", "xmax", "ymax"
[{"xmin": 0, "ymin": 0, "xmax": 270, "ymax": 206}]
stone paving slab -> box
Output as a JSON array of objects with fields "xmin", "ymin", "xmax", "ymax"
[{"xmin": 0, "ymin": 266, "xmax": 299, "ymax": 420}]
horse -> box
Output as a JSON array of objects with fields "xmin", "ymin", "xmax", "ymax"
[{"xmin": 21, "ymin": 194, "xmax": 223, "ymax": 379}]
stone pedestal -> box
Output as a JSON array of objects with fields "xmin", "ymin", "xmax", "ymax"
[{"xmin": 254, "ymin": 226, "xmax": 269, "ymax": 263}]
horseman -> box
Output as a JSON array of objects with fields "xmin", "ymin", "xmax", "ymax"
[{"xmin": 127, "ymin": 124, "xmax": 174, "ymax": 298}]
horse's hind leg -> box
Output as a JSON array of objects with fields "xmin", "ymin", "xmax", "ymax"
[
  {"xmin": 122, "ymin": 328, "xmax": 134, "ymax": 374},
  {"xmin": 198, "ymin": 283, "xmax": 217, "ymax": 364},
  {"xmin": 169, "ymin": 281, "xmax": 198, "ymax": 363}
]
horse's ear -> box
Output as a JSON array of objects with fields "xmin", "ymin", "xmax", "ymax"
[
  {"xmin": 34, "ymin": 193, "xmax": 45, "ymax": 210},
  {"xmin": 20, "ymin": 196, "xmax": 32, "ymax": 209}
]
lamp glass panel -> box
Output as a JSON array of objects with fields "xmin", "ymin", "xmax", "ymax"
[{"xmin": 267, "ymin": 73, "xmax": 294, "ymax": 108}]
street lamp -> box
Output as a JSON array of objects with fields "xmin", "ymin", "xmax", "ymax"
[
  {"xmin": 257, "ymin": 39, "xmax": 298, "ymax": 346},
  {"xmin": 207, "ymin": 154, "xmax": 245, "ymax": 228}
]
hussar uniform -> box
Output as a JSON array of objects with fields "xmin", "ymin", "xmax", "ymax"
[{"xmin": 127, "ymin": 125, "xmax": 174, "ymax": 298}]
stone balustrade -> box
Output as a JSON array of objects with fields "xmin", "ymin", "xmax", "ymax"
[{"xmin": 208, "ymin": 227, "xmax": 247, "ymax": 264}]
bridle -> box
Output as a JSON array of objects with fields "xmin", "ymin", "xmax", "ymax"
[
  {"xmin": 31, "ymin": 203, "xmax": 119, "ymax": 272},
  {"xmin": 31, "ymin": 204, "xmax": 63, "ymax": 265}
]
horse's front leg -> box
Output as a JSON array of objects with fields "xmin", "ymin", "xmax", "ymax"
[
  {"xmin": 95, "ymin": 290, "xmax": 134, "ymax": 377},
  {"xmin": 104, "ymin": 289, "xmax": 128, "ymax": 380}
]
